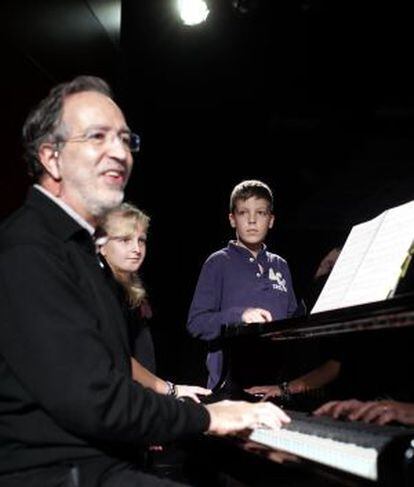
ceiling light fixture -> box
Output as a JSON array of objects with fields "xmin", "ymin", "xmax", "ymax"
[{"xmin": 176, "ymin": 0, "xmax": 210, "ymax": 26}]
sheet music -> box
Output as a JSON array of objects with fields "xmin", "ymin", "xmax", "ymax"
[{"xmin": 311, "ymin": 200, "xmax": 414, "ymax": 314}]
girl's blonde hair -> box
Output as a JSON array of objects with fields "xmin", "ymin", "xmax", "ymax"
[{"xmin": 100, "ymin": 203, "xmax": 150, "ymax": 308}]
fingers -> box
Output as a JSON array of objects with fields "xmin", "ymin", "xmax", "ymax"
[
  {"xmin": 193, "ymin": 387, "xmax": 212, "ymax": 396},
  {"xmin": 314, "ymin": 399, "xmax": 398, "ymax": 425},
  {"xmin": 245, "ymin": 386, "xmax": 262, "ymax": 394},
  {"xmin": 245, "ymin": 385, "xmax": 280, "ymax": 400},
  {"xmin": 256, "ymin": 402, "xmax": 291, "ymax": 429},
  {"xmin": 175, "ymin": 385, "xmax": 212, "ymax": 402},
  {"xmin": 242, "ymin": 308, "xmax": 273, "ymax": 323},
  {"xmin": 187, "ymin": 393, "xmax": 201, "ymax": 403},
  {"xmin": 351, "ymin": 401, "xmax": 395, "ymax": 424},
  {"xmin": 376, "ymin": 408, "xmax": 397, "ymax": 425},
  {"xmin": 314, "ymin": 399, "xmax": 363, "ymax": 419},
  {"xmin": 313, "ymin": 401, "xmax": 341, "ymax": 417},
  {"xmin": 349, "ymin": 401, "xmax": 380, "ymax": 421},
  {"xmin": 260, "ymin": 309, "xmax": 273, "ymax": 322},
  {"xmin": 242, "ymin": 309, "xmax": 264, "ymax": 323},
  {"xmin": 333, "ymin": 399, "xmax": 365, "ymax": 419},
  {"xmin": 263, "ymin": 390, "xmax": 277, "ymax": 400},
  {"xmin": 239, "ymin": 402, "xmax": 291, "ymax": 431},
  {"xmin": 245, "ymin": 385, "xmax": 273, "ymax": 394},
  {"xmin": 205, "ymin": 400, "xmax": 290, "ymax": 436},
  {"xmin": 358, "ymin": 402, "xmax": 414, "ymax": 426}
]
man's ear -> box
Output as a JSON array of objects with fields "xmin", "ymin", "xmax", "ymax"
[
  {"xmin": 229, "ymin": 213, "xmax": 236, "ymax": 228},
  {"xmin": 269, "ymin": 214, "xmax": 275, "ymax": 229},
  {"xmin": 38, "ymin": 143, "xmax": 62, "ymax": 181}
]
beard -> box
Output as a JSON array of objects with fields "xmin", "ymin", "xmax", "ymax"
[
  {"xmin": 59, "ymin": 160, "xmax": 130, "ymax": 219},
  {"xmin": 83, "ymin": 187, "xmax": 125, "ymax": 217}
]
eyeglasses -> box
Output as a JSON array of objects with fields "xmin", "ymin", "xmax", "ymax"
[{"xmin": 57, "ymin": 129, "xmax": 141, "ymax": 153}]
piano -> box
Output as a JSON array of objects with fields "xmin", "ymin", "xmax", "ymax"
[{"xmin": 197, "ymin": 293, "xmax": 414, "ymax": 486}]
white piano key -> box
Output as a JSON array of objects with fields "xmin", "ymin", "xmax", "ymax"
[{"xmin": 249, "ymin": 427, "xmax": 378, "ymax": 481}]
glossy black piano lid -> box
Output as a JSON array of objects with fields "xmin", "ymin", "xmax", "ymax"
[
  {"xmin": 220, "ymin": 290, "xmax": 414, "ymax": 341},
  {"xmin": 217, "ymin": 291, "xmax": 414, "ymax": 408}
]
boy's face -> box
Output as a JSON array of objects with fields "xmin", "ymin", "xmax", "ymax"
[{"xmin": 229, "ymin": 196, "xmax": 274, "ymax": 252}]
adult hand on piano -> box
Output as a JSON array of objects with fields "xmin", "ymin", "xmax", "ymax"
[
  {"xmin": 244, "ymin": 385, "xmax": 282, "ymax": 401},
  {"xmin": 241, "ymin": 307, "xmax": 273, "ymax": 323},
  {"xmin": 205, "ymin": 400, "xmax": 290, "ymax": 436},
  {"xmin": 314, "ymin": 399, "xmax": 414, "ymax": 426},
  {"xmin": 175, "ymin": 385, "xmax": 212, "ymax": 403}
]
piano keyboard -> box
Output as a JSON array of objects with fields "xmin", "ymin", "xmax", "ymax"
[{"xmin": 248, "ymin": 410, "xmax": 411, "ymax": 481}]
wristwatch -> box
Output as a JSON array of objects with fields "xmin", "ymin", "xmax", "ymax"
[
  {"xmin": 279, "ymin": 381, "xmax": 291, "ymax": 400},
  {"xmin": 165, "ymin": 380, "xmax": 177, "ymax": 397}
]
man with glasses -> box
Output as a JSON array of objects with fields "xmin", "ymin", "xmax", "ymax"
[{"xmin": 0, "ymin": 76, "xmax": 289, "ymax": 486}]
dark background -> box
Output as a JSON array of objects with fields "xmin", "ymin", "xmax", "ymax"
[{"xmin": 1, "ymin": 0, "xmax": 414, "ymax": 384}]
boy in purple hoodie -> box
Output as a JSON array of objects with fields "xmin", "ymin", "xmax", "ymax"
[{"xmin": 187, "ymin": 180, "xmax": 298, "ymax": 388}]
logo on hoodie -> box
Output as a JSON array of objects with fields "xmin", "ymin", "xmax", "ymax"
[{"xmin": 269, "ymin": 268, "xmax": 287, "ymax": 292}]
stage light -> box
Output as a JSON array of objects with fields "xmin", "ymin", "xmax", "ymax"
[{"xmin": 176, "ymin": 0, "xmax": 210, "ymax": 26}]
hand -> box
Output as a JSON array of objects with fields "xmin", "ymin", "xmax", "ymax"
[
  {"xmin": 315, "ymin": 247, "xmax": 341, "ymax": 278},
  {"xmin": 354, "ymin": 401, "xmax": 414, "ymax": 425},
  {"xmin": 314, "ymin": 399, "xmax": 414, "ymax": 426},
  {"xmin": 175, "ymin": 385, "xmax": 212, "ymax": 403},
  {"xmin": 242, "ymin": 308, "xmax": 273, "ymax": 323},
  {"xmin": 245, "ymin": 385, "xmax": 282, "ymax": 401},
  {"xmin": 314, "ymin": 399, "xmax": 365, "ymax": 419},
  {"xmin": 205, "ymin": 400, "xmax": 290, "ymax": 436}
]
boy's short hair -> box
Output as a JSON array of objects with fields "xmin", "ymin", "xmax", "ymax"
[{"xmin": 229, "ymin": 180, "xmax": 274, "ymax": 213}]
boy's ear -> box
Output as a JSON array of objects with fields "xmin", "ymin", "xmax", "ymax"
[
  {"xmin": 38, "ymin": 143, "xmax": 62, "ymax": 181},
  {"xmin": 229, "ymin": 213, "xmax": 236, "ymax": 228},
  {"xmin": 269, "ymin": 214, "xmax": 275, "ymax": 229}
]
